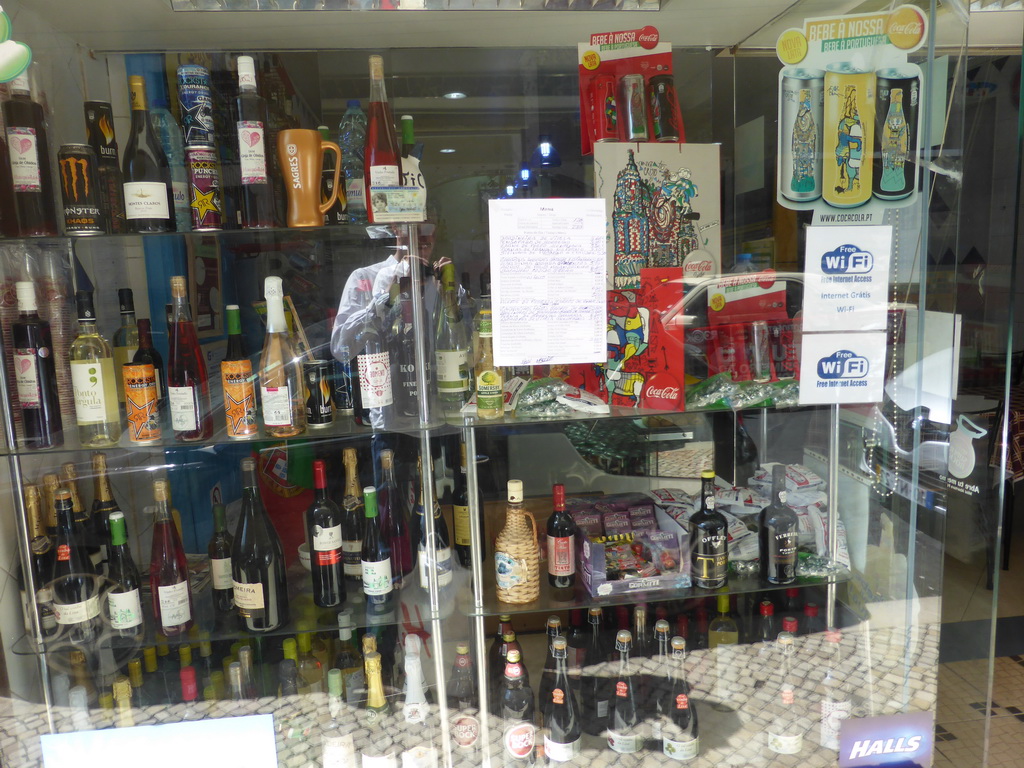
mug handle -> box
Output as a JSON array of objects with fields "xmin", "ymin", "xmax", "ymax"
[{"xmin": 320, "ymin": 141, "xmax": 343, "ymax": 215}]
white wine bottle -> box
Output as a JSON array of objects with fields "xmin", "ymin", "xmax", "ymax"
[
  {"xmin": 69, "ymin": 290, "xmax": 120, "ymax": 447},
  {"xmin": 122, "ymin": 75, "xmax": 174, "ymax": 234},
  {"xmin": 258, "ymin": 276, "xmax": 305, "ymax": 438},
  {"xmin": 434, "ymin": 262, "xmax": 470, "ymax": 407}
]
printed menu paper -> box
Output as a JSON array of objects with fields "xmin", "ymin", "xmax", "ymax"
[{"xmin": 803, "ymin": 225, "xmax": 892, "ymax": 332}]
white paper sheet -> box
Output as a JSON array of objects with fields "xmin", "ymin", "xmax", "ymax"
[
  {"xmin": 803, "ymin": 225, "xmax": 892, "ymax": 332},
  {"xmin": 489, "ymin": 199, "xmax": 607, "ymax": 367}
]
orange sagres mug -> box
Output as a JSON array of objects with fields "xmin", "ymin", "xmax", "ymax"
[{"xmin": 277, "ymin": 129, "xmax": 341, "ymax": 228}]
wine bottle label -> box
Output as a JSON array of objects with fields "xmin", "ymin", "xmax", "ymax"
[
  {"xmin": 314, "ymin": 525, "xmax": 343, "ymax": 566},
  {"xmin": 820, "ymin": 698, "xmax": 852, "ymax": 750},
  {"xmin": 450, "ymin": 714, "xmax": 480, "ymax": 749},
  {"xmin": 123, "ymin": 181, "xmax": 171, "ymax": 220},
  {"xmin": 596, "ymin": 699, "xmax": 609, "ymax": 717},
  {"xmin": 547, "ymin": 534, "xmax": 575, "ymax": 576},
  {"xmin": 168, "ymin": 385, "xmax": 200, "ymax": 431},
  {"xmin": 238, "ymin": 121, "xmax": 268, "ymax": 184},
  {"xmin": 343, "ymin": 540, "xmax": 363, "ymax": 577},
  {"xmin": 358, "ymin": 351, "xmax": 394, "ymax": 408},
  {"xmin": 369, "ymin": 165, "xmax": 400, "ymax": 188},
  {"xmin": 418, "ymin": 545, "xmax": 453, "ymax": 589},
  {"xmin": 608, "ymin": 730, "xmax": 642, "ymax": 754},
  {"xmin": 261, "ymin": 385, "xmax": 294, "ymax": 427},
  {"xmin": 435, "ymin": 350, "xmax": 469, "ymax": 392},
  {"xmin": 543, "ymin": 735, "xmax": 580, "ymax": 762},
  {"xmin": 14, "ymin": 348, "xmax": 41, "ymax": 407},
  {"xmin": 158, "ymin": 580, "xmax": 191, "ymax": 627},
  {"xmin": 769, "ymin": 531, "xmax": 799, "ymax": 569},
  {"xmin": 108, "ymin": 588, "xmax": 143, "ymax": 629},
  {"xmin": 360, "ymin": 752, "xmax": 397, "ymax": 768},
  {"xmin": 690, "ymin": 532, "xmax": 728, "ymax": 587},
  {"xmin": 7, "ymin": 127, "xmax": 41, "ymax": 191},
  {"xmin": 663, "ymin": 735, "xmax": 699, "ymax": 760},
  {"xmin": 233, "ymin": 581, "xmax": 265, "ymax": 613},
  {"xmin": 453, "ymin": 504, "xmax": 471, "ymax": 547},
  {"xmin": 403, "ymin": 700, "xmax": 426, "ymax": 724},
  {"xmin": 767, "ymin": 730, "xmax": 802, "ymax": 755},
  {"xmin": 211, "ymin": 556, "xmax": 233, "ymax": 590},
  {"xmin": 495, "ymin": 551, "xmax": 528, "ymax": 589},
  {"xmin": 503, "ymin": 722, "xmax": 536, "ymax": 759},
  {"xmin": 53, "ymin": 594, "xmax": 100, "ymax": 625},
  {"xmin": 361, "ymin": 559, "xmax": 393, "ymax": 596},
  {"xmin": 70, "ymin": 359, "xmax": 113, "ymax": 424},
  {"xmin": 222, "ymin": 359, "xmax": 258, "ymax": 437}
]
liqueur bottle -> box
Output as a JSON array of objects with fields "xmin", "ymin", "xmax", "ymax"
[
  {"xmin": 688, "ymin": 469, "xmax": 728, "ymax": 588},
  {"xmin": 494, "ymin": 480, "xmax": 540, "ymax": 603},
  {"xmin": 758, "ymin": 464, "xmax": 799, "ymax": 584},
  {"xmin": 307, "ymin": 459, "xmax": 345, "ymax": 607},
  {"xmin": 546, "ymin": 484, "xmax": 576, "ymax": 592},
  {"xmin": 50, "ymin": 489, "xmax": 99, "ymax": 643},
  {"xmin": 341, "ymin": 447, "xmax": 365, "ymax": 584},
  {"xmin": 112, "ymin": 288, "xmax": 139, "ymax": 405},
  {"xmin": 149, "ymin": 479, "xmax": 193, "ymax": 636},
  {"xmin": 4, "ymin": 69, "xmax": 58, "ymax": 236},
  {"xmin": 69, "ymin": 290, "xmax": 119, "ymax": 447},
  {"xmin": 364, "ymin": 55, "xmax": 402, "ymax": 223},
  {"xmin": 235, "ymin": 55, "xmax": 277, "ymax": 228},
  {"xmin": 133, "ymin": 318, "xmax": 164, "ymax": 402},
  {"xmin": 167, "ymin": 276, "xmax": 213, "ymax": 441},
  {"xmin": 544, "ymin": 636, "xmax": 581, "ymax": 762},
  {"xmin": 208, "ymin": 503, "xmax": 234, "ymax": 615},
  {"xmin": 360, "ymin": 485, "xmax": 393, "ymax": 606},
  {"xmin": 106, "ymin": 510, "xmax": 143, "ymax": 639},
  {"xmin": 537, "ymin": 615, "xmax": 562, "ymax": 726},
  {"xmin": 402, "ymin": 634, "xmax": 428, "ymax": 723},
  {"xmin": 122, "ymin": 75, "xmax": 174, "ymax": 233},
  {"xmin": 608, "ymin": 630, "xmax": 641, "ymax": 754},
  {"xmin": 259, "ymin": 276, "xmax": 305, "ymax": 437},
  {"xmin": 662, "ymin": 636, "xmax": 699, "ymax": 760},
  {"xmin": 12, "ymin": 281, "xmax": 62, "ymax": 448},
  {"xmin": 221, "ymin": 304, "xmax": 257, "ymax": 439}
]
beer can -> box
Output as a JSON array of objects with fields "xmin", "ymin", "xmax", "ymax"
[
  {"xmin": 767, "ymin": 320, "xmax": 799, "ymax": 379},
  {"xmin": 748, "ymin": 320, "xmax": 772, "ymax": 382},
  {"xmin": 332, "ymin": 347, "xmax": 355, "ymax": 415},
  {"xmin": 177, "ymin": 64, "xmax": 215, "ymax": 146},
  {"xmin": 823, "ymin": 63, "xmax": 875, "ymax": 208},
  {"xmin": 123, "ymin": 363, "xmax": 161, "ymax": 444},
  {"xmin": 185, "ymin": 145, "xmax": 223, "ymax": 231},
  {"xmin": 873, "ymin": 68, "xmax": 920, "ymax": 201},
  {"xmin": 304, "ymin": 360, "xmax": 333, "ymax": 428},
  {"xmin": 57, "ymin": 144, "xmax": 105, "ymax": 235},
  {"xmin": 779, "ymin": 68, "xmax": 824, "ymax": 202},
  {"xmin": 222, "ymin": 359, "xmax": 258, "ymax": 439},
  {"xmin": 619, "ymin": 74, "xmax": 648, "ymax": 141},
  {"xmin": 589, "ymin": 75, "xmax": 618, "ymax": 143},
  {"xmin": 647, "ymin": 74, "xmax": 681, "ymax": 142}
]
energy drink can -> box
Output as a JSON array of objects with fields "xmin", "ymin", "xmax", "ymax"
[
  {"xmin": 122, "ymin": 363, "xmax": 161, "ymax": 444},
  {"xmin": 332, "ymin": 347, "xmax": 355, "ymax": 415},
  {"xmin": 779, "ymin": 68, "xmax": 824, "ymax": 202},
  {"xmin": 177, "ymin": 65, "xmax": 215, "ymax": 146},
  {"xmin": 873, "ymin": 68, "xmax": 920, "ymax": 201},
  {"xmin": 185, "ymin": 145, "xmax": 223, "ymax": 231},
  {"xmin": 222, "ymin": 358, "xmax": 258, "ymax": 439},
  {"xmin": 823, "ymin": 63, "xmax": 875, "ymax": 208},
  {"xmin": 647, "ymin": 75, "xmax": 681, "ymax": 142},
  {"xmin": 304, "ymin": 360, "xmax": 333, "ymax": 428},
  {"xmin": 748, "ymin": 320, "xmax": 772, "ymax": 382},
  {"xmin": 83, "ymin": 101, "xmax": 125, "ymax": 233},
  {"xmin": 57, "ymin": 144, "xmax": 105, "ymax": 235},
  {"xmin": 619, "ymin": 74, "xmax": 648, "ymax": 141},
  {"xmin": 590, "ymin": 74, "xmax": 618, "ymax": 142}
]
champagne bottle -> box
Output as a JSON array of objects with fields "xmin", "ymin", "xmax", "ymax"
[
  {"xmin": 544, "ymin": 636, "xmax": 581, "ymax": 762},
  {"xmin": 402, "ymin": 634, "xmax": 428, "ymax": 723},
  {"xmin": 475, "ymin": 308, "xmax": 503, "ymax": 419},
  {"xmin": 50, "ymin": 489, "xmax": 100, "ymax": 643},
  {"xmin": 360, "ymin": 485, "xmax": 393, "ymax": 606},
  {"xmin": 608, "ymin": 630, "xmax": 641, "ymax": 754},
  {"xmin": 167, "ymin": 275, "xmax": 213, "ymax": 441},
  {"xmin": 307, "ymin": 459, "xmax": 345, "ymax": 608},
  {"xmin": 662, "ymin": 637, "xmax": 699, "ymax": 760},
  {"xmin": 221, "ymin": 304, "xmax": 258, "ymax": 438},
  {"xmin": 259, "ymin": 276, "xmax": 305, "ymax": 437},
  {"xmin": 61, "ymin": 463, "xmax": 89, "ymax": 542},
  {"xmin": 106, "ymin": 510, "xmax": 143, "ymax": 638},
  {"xmin": 758, "ymin": 464, "xmax": 799, "ymax": 585},
  {"xmin": 69, "ymin": 290, "xmax": 120, "ymax": 447},
  {"xmin": 24, "ymin": 485, "xmax": 54, "ymax": 600},
  {"xmin": 150, "ymin": 479, "xmax": 193, "ymax": 636},
  {"xmin": 4, "ymin": 68, "xmax": 58, "ymax": 237},
  {"xmin": 235, "ymin": 55, "xmax": 277, "ymax": 229},
  {"xmin": 434, "ymin": 263, "xmax": 471, "ymax": 407},
  {"xmin": 688, "ymin": 469, "xmax": 728, "ymax": 589},
  {"xmin": 231, "ymin": 457, "xmax": 290, "ymax": 632},
  {"xmin": 13, "ymin": 281, "xmax": 63, "ymax": 448},
  {"xmin": 364, "ymin": 55, "xmax": 402, "ymax": 224},
  {"xmin": 546, "ymin": 483, "xmax": 576, "ymax": 592},
  {"xmin": 208, "ymin": 503, "xmax": 234, "ymax": 615},
  {"xmin": 42, "ymin": 473, "xmax": 60, "ymax": 537},
  {"xmin": 364, "ymin": 650, "xmax": 391, "ymax": 720},
  {"xmin": 417, "ymin": 455, "xmax": 452, "ymax": 592},
  {"xmin": 341, "ymin": 447, "xmax": 365, "ymax": 583},
  {"xmin": 133, "ymin": 318, "xmax": 164, "ymax": 402},
  {"xmin": 90, "ymin": 452, "xmax": 118, "ymax": 566},
  {"xmin": 112, "ymin": 288, "xmax": 139, "ymax": 405},
  {"xmin": 297, "ymin": 630, "xmax": 324, "ymax": 693},
  {"xmin": 122, "ymin": 75, "xmax": 174, "ymax": 233}
]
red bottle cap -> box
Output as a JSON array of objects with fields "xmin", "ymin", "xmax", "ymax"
[
  {"xmin": 180, "ymin": 665, "xmax": 197, "ymax": 702},
  {"xmin": 760, "ymin": 600, "xmax": 775, "ymax": 616},
  {"xmin": 552, "ymin": 483, "xmax": 565, "ymax": 510},
  {"xmin": 804, "ymin": 602, "xmax": 819, "ymax": 617},
  {"xmin": 313, "ymin": 460, "xmax": 327, "ymax": 490},
  {"xmin": 782, "ymin": 616, "xmax": 799, "ymax": 633}
]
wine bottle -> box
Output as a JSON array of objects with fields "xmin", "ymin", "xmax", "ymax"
[
  {"xmin": 208, "ymin": 502, "xmax": 234, "ymax": 615},
  {"xmin": 546, "ymin": 483, "xmax": 576, "ymax": 592},
  {"xmin": 341, "ymin": 447, "xmax": 365, "ymax": 584},
  {"xmin": 297, "ymin": 630, "xmax": 324, "ymax": 693},
  {"xmin": 435, "ymin": 262, "xmax": 471, "ymax": 407},
  {"xmin": 688, "ymin": 469, "xmax": 728, "ymax": 589},
  {"xmin": 90, "ymin": 452, "xmax": 118, "ymax": 566},
  {"xmin": 565, "ymin": 610, "xmax": 587, "ymax": 672},
  {"xmin": 364, "ymin": 55, "xmax": 402, "ymax": 224},
  {"xmin": 708, "ymin": 594, "xmax": 739, "ymax": 712},
  {"xmin": 758, "ymin": 464, "xmax": 799, "ymax": 585},
  {"xmin": 228, "ymin": 661, "xmax": 245, "ymax": 701},
  {"xmin": 112, "ymin": 288, "xmax": 139, "ymax": 405},
  {"xmin": 581, "ymin": 606, "xmax": 610, "ymax": 735},
  {"xmin": 652, "ymin": 618, "xmax": 672, "ymax": 740},
  {"xmin": 402, "ymin": 634, "xmax": 428, "ymax": 723},
  {"xmin": 167, "ymin": 275, "xmax": 213, "ymax": 441},
  {"xmin": 13, "ymin": 281, "xmax": 63, "ymax": 448},
  {"xmin": 50, "ymin": 488, "xmax": 100, "ymax": 643},
  {"xmin": 279, "ymin": 658, "xmax": 300, "ymax": 696},
  {"xmin": 24, "ymin": 485, "xmax": 54, "ymax": 599},
  {"xmin": 494, "ymin": 479, "xmax": 540, "ymax": 603},
  {"xmin": 259, "ymin": 276, "xmax": 305, "ymax": 437},
  {"xmin": 544, "ymin": 636, "xmax": 581, "ymax": 762},
  {"xmin": 498, "ymin": 649, "xmax": 536, "ymax": 765},
  {"xmin": 416, "ymin": 455, "xmax": 452, "ymax": 592},
  {"xmin": 150, "ymin": 479, "xmax": 193, "ymax": 636},
  {"xmin": 133, "ymin": 318, "xmax": 164, "ymax": 402},
  {"xmin": 221, "ymin": 304, "xmax": 257, "ymax": 438},
  {"xmin": 353, "ymin": 302, "xmax": 394, "ymax": 429},
  {"xmin": 122, "ymin": 75, "xmax": 174, "ymax": 233},
  {"xmin": 767, "ymin": 632, "xmax": 804, "ymax": 754},
  {"xmin": 307, "ymin": 459, "xmax": 345, "ymax": 608},
  {"xmin": 394, "ymin": 281, "xmax": 420, "ymax": 419},
  {"xmin": 106, "ymin": 510, "xmax": 143, "ymax": 639},
  {"xmin": 231, "ymin": 457, "xmax": 290, "ymax": 632},
  {"xmin": 538, "ymin": 615, "xmax": 562, "ymax": 726},
  {"xmin": 487, "ymin": 614, "xmax": 513, "ymax": 704},
  {"xmin": 3, "ymin": 69, "xmax": 58, "ymax": 237},
  {"xmin": 475, "ymin": 308, "xmax": 503, "ymax": 420},
  {"xmin": 380, "ymin": 449, "xmax": 414, "ymax": 585},
  {"xmin": 360, "ymin": 485, "xmax": 393, "ymax": 606},
  {"xmin": 452, "ymin": 439, "xmax": 484, "ymax": 566},
  {"xmin": 238, "ymin": 645, "xmax": 260, "ymax": 697},
  {"xmin": 334, "ymin": 609, "xmax": 363, "ymax": 702},
  {"xmin": 662, "ymin": 636, "xmax": 699, "ymax": 760},
  {"xmin": 61, "ymin": 463, "xmax": 90, "ymax": 543},
  {"xmin": 608, "ymin": 630, "xmax": 641, "ymax": 754},
  {"xmin": 70, "ymin": 290, "xmax": 120, "ymax": 448},
  {"xmin": 235, "ymin": 55, "xmax": 277, "ymax": 229}
]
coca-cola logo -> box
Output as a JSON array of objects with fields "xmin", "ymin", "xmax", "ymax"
[
  {"xmin": 646, "ymin": 385, "xmax": 679, "ymax": 399},
  {"xmin": 641, "ymin": 372, "xmax": 683, "ymax": 410},
  {"xmin": 504, "ymin": 723, "xmax": 536, "ymax": 758},
  {"xmin": 888, "ymin": 21, "xmax": 921, "ymax": 34},
  {"xmin": 637, "ymin": 25, "xmax": 659, "ymax": 49},
  {"xmin": 683, "ymin": 259, "xmax": 713, "ymax": 276}
]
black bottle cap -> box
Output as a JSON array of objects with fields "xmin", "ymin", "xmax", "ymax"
[
  {"xmin": 75, "ymin": 290, "xmax": 96, "ymax": 322},
  {"xmin": 118, "ymin": 288, "xmax": 135, "ymax": 314}
]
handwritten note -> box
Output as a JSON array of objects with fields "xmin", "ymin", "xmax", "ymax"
[{"xmin": 489, "ymin": 199, "xmax": 607, "ymax": 367}]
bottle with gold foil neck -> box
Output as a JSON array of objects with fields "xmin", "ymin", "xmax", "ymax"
[
  {"xmin": 363, "ymin": 651, "xmax": 390, "ymax": 721},
  {"xmin": 24, "ymin": 483, "xmax": 53, "ymax": 590},
  {"xmin": 91, "ymin": 452, "xmax": 120, "ymax": 563},
  {"xmin": 42, "ymin": 472, "xmax": 60, "ymax": 536},
  {"xmin": 113, "ymin": 675, "xmax": 134, "ymax": 727}
]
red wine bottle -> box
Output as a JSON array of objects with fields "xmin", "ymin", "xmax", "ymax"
[
  {"xmin": 208, "ymin": 503, "xmax": 234, "ymax": 615},
  {"xmin": 167, "ymin": 275, "xmax": 213, "ymax": 441},
  {"xmin": 307, "ymin": 459, "xmax": 345, "ymax": 608},
  {"xmin": 380, "ymin": 449, "xmax": 413, "ymax": 585},
  {"xmin": 106, "ymin": 510, "xmax": 144, "ymax": 639},
  {"xmin": 122, "ymin": 76, "xmax": 174, "ymax": 233},
  {"xmin": 149, "ymin": 479, "xmax": 194, "ymax": 636},
  {"xmin": 3, "ymin": 69, "xmax": 58, "ymax": 237},
  {"xmin": 546, "ymin": 483, "xmax": 576, "ymax": 591},
  {"xmin": 231, "ymin": 457, "xmax": 290, "ymax": 632},
  {"xmin": 50, "ymin": 488, "xmax": 99, "ymax": 644},
  {"xmin": 544, "ymin": 636, "xmax": 581, "ymax": 762},
  {"xmin": 12, "ymin": 281, "xmax": 62, "ymax": 449},
  {"xmin": 363, "ymin": 55, "xmax": 402, "ymax": 224},
  {"xmin": 235, "ymin": 55, "xmax": 276, "ymax": 229},
  {"xmin": 133, "ymin": 318, "xmax": 164, "ymax": 402}
]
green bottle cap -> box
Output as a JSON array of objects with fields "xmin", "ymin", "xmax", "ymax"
[
  {"xmin": 717, "ymin": 594, "xmax": 730, "ymax": 613},
  {"xmin": 328, "ymin": 668, "xmax": 343, "ymax": 696},
  {"xmin": 109, "ymin": 511, "xmax": 128, "ymax": 547},
  {"xmin": 226, "ymin": 305, "xmax": 241, "ymax": 336},
  {"xmin": 364, "ymin": 486, "xmax": 378, "ymax": 518},
  {"xmin": 401, "ymin": 115, "xmax": 414, "ymax": 146},
  {"xmin": 282, "ymin": 638, "xmax": 298, "ymax": 662},
  {"xmin": 213, "ymin": 503, "xmax": 227, "ymax": 530}
]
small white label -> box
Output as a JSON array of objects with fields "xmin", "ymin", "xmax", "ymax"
[
  {"xmin": 168, "ymin": 385, "xmax": 199, "ymax": 431},
  {"xmin": 124, "ymin": 181, "xmax": 171, "ymax": 220},
  {"xmin": 172, "ymin": 180, "xmax": 188, "ymax": 211},
  {"xmin": 403, "ymin": 700, "xmax": 426, "ymax": 724},
  {"xmin": 362, "ymin": 752, "xmax": 398, "ymax": 768},
  {"xmin": 314, "ymin": 524, "xmax": 343, "ymax": 551},
  {"xmin": 779, "ymin": 490, "xmax": 788, "ymax": 504},
  {"xmin": 767, "ymin": 730, "xmax": 803, "ymax": 755},
  {"xmin": 14, "ymin": 350, "xmax": 40, "ymax": 407},
  {"xmin": 358, "ymin": 351, "xmax": 393, "ymax": 408},
  {"xmin": 7, "ymin": 127, "xmax": 40, "ymax": 191},
  {"xmin": 663, "ymin": 736, "xmax": 699, "ymax": 761},
  {"xmin": 261, "ymin": 385, "xmax": 293, "ymax": 426},
  {"xmin": 608, "ymin": 731, "xmax": 642, "ymax": 754},
  {"xmin": 495, "ymin": 551, "xmax": 527, "ymax": 590},
  {"xmin": 53, "ymin": 595, "xmax": 100, "ymax": 625},
  {"xmin": 211, "ymin": 557, "xmax": 233, "ymax": 590},
  {"xmin": 108, "ymin": 588, "xmax": 143, "ymax": 630},
  {"xmin": 543, "ymin": 736, "xmax": 580, "ymax": 762},
  {"xmin": 418, "ymin": 545, "xmax": 452, "ymax": 589},
  {"xmin": 233, "ymin": 580, "xmax": 265, "ymax": 610},
  {"xmin": 343, "ymin": 540, "xmax": 362, "ymax": 577},
  {"xmin": 361, "ymin": 558, "xmax": 393, "ymax": 596},
  {"xmin": 435, "ymin": 350, "xmax": 468, "ymax": 392},
  {"xmin": 346, "ymin": 179, "xmax": 365, "ymax": 210},
  {"xmin": 237, "ymin": 121, "xmax": 268, "ymax": 184},
  {"xmin": 596, "ymin": 699, "xmax": 608, "ymax": 718},
  {"xmin": 157, "ymin": 579, "xmax": 191, "ymax": 627},
  {"xmin": 70, "ymin": 360, "xmax": 111, "ymax": 423},
  {"xmin": 369, "ymin": 165, "xmax": 400, "ymax": 188}
]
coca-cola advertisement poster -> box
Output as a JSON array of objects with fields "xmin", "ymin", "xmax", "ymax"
[{"xmin": 594, "ymin": 142, "xmax": 721, "ymax": 291}]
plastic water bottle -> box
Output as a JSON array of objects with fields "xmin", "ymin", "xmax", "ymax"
[
  {"xmin": 731, "ymin": 252, "xmax": 758, "ymax": 273},
  {"xmin": 338, "ymin": 99, "xmax": 367, "ymax": 223},
  {"xmin": 149, "ymin": 94, "xmax": 191, "ymax": 232}
]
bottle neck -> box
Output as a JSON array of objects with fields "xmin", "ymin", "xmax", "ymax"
[
  {"xmin": 120, "ymin": 312, "xmax": 137, "ymax": 327},
  {"xmin": 77, "ymin": 319, "xmax": 98, "ymax": 334},
  {"xmin": 266, "ymin": 295, "xmax": 288, "ymax": 334},
  {"xmin": 213, "ymin": 505, "xmax": 226, "ymax": 533},
  {"xmin": 154, "ymin": 498, "xmax": 173, "ymax": 524},
  {"xmin": 172, "ymin": 295, "xmax": 192, "ymax": 323},
  {"xmin": 138, "ymin": 322, "xmax": 153, "ymax": 348}
]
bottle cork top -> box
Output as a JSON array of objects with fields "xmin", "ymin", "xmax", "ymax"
[
  {"xmin": 701, "ymin": 469, "xmax": 715, "ymax": 479},
  {"xmin": 654, "ymin": 619, "xmax": 670, "ymax": 633},
  {"xmin": 507, "ymin": 479, "xmax": 523, "ymax": 503},
  {"xmin": 153, "ymin": 479, "xmax": 170, "ymax": 502},
  {"xmin": 369, "ymin": 55, "xmax": 384, "ymax": 80},
  {"xmin": 777, "ymin": 631, "xmax": 794, "ymax": 646},
  {"xmin": 670, "ymin": 636, "xmax": 686, "ymax": 652},
  {"xmin": 237, "ymin": 55, "xmax": 257, "ymax": 89},
  {"xmin": 170, "ymin": 276, "xmax": 186, "ymax": 299}
]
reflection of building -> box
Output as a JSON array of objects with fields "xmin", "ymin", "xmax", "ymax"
[{"xmin": 613, "ymin": 149, "xmax": 651, "ymax": 289}]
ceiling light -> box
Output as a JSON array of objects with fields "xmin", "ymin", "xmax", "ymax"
[
  {"xmin": 443, "ymin": 91, "xmax": 467, "ymax": 100},
  {"xmin": 440, "ymin": 148, "xmax": 456, "ymax": 154}
]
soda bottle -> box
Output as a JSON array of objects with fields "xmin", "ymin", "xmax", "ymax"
[
  {"xmin": 662, "ymin": 636, "xmax": 699, "ymax": 760},
  {"xmin": 608, "ymin": 629, "xmax": 641, "ymax": 754}
]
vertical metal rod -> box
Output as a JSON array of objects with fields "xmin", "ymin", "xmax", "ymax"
[
  {"xmin": 464, "ymin": 427, "xmax": 485, "ymax": 610},
  {"xmin": 827, "ymin": 404, "xmax": 841, "ymax": 630},
  {"xmin": 420, "ymin": 430, "xmax": 440, "ymax": 614},
  {"xmin": 407, "ymin": 223, "xmax": 432, "ymax": 429},
  {"xmin": 473, "ymin": 613, "xmax": 491, "ymax": 768},
  {"xmin": 427, "ymin": 616, "xmax": 454, "ymax": 768}
]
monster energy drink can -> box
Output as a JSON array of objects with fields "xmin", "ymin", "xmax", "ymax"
[
  {"xmin": 823, "ymin": 62, "xmax": 875, "ymax": 209},
  {"xmin": 778, "ymin": 68, "xmax": 823, "ymax": 202},
  {"xmin": 873, "ymin": 68, "xmax": 920, "ymax": 201},
  {"xmin": 57, "ymin": 144, "xmax": 105, "ymax": 235}
]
